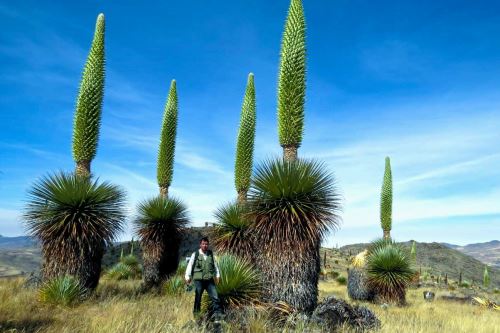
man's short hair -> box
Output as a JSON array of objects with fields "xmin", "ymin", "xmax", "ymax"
[{"xmin": 200, "ymin": 236, "xmax": 209, "ymax": 243}]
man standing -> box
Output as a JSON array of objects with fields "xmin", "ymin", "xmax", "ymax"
[{"xmin": 185, "ymin": 237, "xmax": 222, "ymax": 319}]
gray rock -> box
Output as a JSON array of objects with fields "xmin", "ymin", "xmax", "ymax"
[
  {"xmin": 423, "ymin": 291, "xmax": 435, "ymax": 301},
  {"xmin": 311, "ymin": 296, "xmax": 380, "ymax": 332}
]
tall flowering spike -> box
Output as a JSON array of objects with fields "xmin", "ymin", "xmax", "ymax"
[
  {"xmin": 410, "ymin": 241, "xmax": 417, "ymax": 263},
  {"xmin": 277, "ymin": 0, "xmax": 306, "ymax": 161},
  {"xmin": 235, "ymin": 73, "xmax": 256, "ymax": 202},
  {"xmin": 72, "ymin": 13, "xmax": 106, "ymax": 177},
  {"xmin": 157, "ymin": 80, "xmax": 178, "ymax": 197},
  {"xmin": 380, "ymin": 157, "xmax": 393, "ymax": 239},
  {"xmin": 483, "ymin": 265, "xmax": 490, "ymax": 287}
]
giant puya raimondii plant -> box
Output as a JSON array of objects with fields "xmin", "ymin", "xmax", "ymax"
[
  {"xmin": 277, "ymin": 0, "xmax": 306, "ymax": 161},
  {"xmin": 157, "ymin": 80, "xmax": 178, "ymax": 198},
  {"xmin": 72, "ymin": 14, "xmax": 105, "ymax": 177},
  {"xmin": 380, "ymin": 157, "xmax": 393, "ymax": 239},
  {"xmin": 135, "ymin": 80, "xmax": 189, "ymax": 289},
  {"xmin": 23, "ymin": 14, "xmax": 128, "ymax": 291},
  {"xmin": 234, "ymin": 73, "xmax": 256, "ymax": 203}
]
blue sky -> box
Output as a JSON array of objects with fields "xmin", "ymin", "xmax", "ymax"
[{"xmin": 1, "ymin": 0, "xmax": 499, "ymax": 246}]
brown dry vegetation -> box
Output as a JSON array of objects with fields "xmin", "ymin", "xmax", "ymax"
[{"xmin": 1, "ymin": 276, "xmax": 499, "ymax": 333}]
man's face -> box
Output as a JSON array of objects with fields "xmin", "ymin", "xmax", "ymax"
[{"xmin": 200, "ymin": 240, "xmax": 209, "ymax": 252}]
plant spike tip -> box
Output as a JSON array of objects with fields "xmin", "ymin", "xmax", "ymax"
[
  {"xmin": 157, "ymin": 79, "xmax": 178, "ymax": 197},
  {"xmin": 234, "ymin": 73, "xmax": 256, "ymax": 202},
  {"xmin": 72, "ymin": 14, "xmax": 106, "ymax": 177}
]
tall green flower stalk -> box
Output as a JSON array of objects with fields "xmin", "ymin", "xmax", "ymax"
[
  {"xmin": 483, "ymin": 265, "xmax": 490, "ymax": 288},
  {"xmin": 72, "ymin": 14, "xmax": 105, "ymax": 177},
  {"xmin": 410, "ymin": 241, "xmax": 417, "ymax": 264},
  {"xmin": 380, "ymin": 157, "xmax": 393, "ymax": 239},
  {"xmin": 234, "ymin": 73, "xmax": 256, "ymax": 202},
  {"xmin": 157, "ymin": 80, "xmax": 178, "ymax": 198},
  {"xmin": 277, "ymin": 0, "xmax": 306, "ymax": 161}
]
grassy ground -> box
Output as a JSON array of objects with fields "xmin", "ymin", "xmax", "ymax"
[{"xmin": 1, "ymin": 277, "xmax": 498, "ymax": 333}]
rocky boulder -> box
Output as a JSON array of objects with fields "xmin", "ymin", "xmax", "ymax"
[{"xmin": 311, "ymin": 296, "xmax": 380, "ymax": 332}]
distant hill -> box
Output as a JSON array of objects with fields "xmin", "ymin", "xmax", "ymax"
[
  {"xmin": 341, "ymin": 241, "xmax": 500, "ymax": 289},
  {"xmin": 1, "ymin": 233, "xmax": 498, "ymax": 289},
  {"xmin": 441, "ymin": 240, "xmax": 500, "ymax": 268},
  {"xmin": 0, "ymin": 227, "xmax": 213, "ymax": 277},
  {"xmin": 0, "ymin": 235, "xmax": 37, "ymax": 249}
]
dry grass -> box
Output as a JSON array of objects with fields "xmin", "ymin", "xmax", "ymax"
[{"xmin": 0, "ymin": 277, "xmax": 499, "ymax": 332}]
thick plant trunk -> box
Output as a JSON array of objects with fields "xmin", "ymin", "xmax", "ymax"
[
  {"xmin": 41, "ymin": 241, "xmax": 104, "ymax": 290},
  {"xmin": 141, "ymin": 242, "xmax": 179, "ymax": 289},
  {"xmin": 282, "ymin": 145, "xmax": 298, "ymax": 162},
  {"xmin": 383, "ymin": 230, "xmax": 391, "ymax": 240},
  {"xmin": 76, "ymin": 160, "xmax": 91, "ymax": 177},
  {"xmin": 159, "ymin": 185, "xmax": 169, "ymax": 198},
  {"xmin": 142, "ymin": 255, "xmax": 162, "ymax": 289},
  {"xmin": 255, "ymin": 241, "xmax": 320, "ymax": 313},
  {"xmin": 237, "ymin": 190, "xmax": 247, "ymax": 203},
  {"xmin": 347, "ymin": 268, "xmax": 374, "ymax": 301}
]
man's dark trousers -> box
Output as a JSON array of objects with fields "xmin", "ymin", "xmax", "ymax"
[{"xmin": 193, "ymin": 278, "xmax": 222, "ymax": 317}]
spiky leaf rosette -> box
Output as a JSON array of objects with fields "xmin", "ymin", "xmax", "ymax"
[
  {"xmin": 277, "ymin": 0, "xmax": 306, "ymax": 158},
  {"xmin": 105, "ymin": 262, "xmax": 134, "ymax": 281},
  {"xmin": 368, "ymin": 238, "xmax": 396, "ymax": 254},
  {"xmin": 247, "ymin": 158, "xmax": 341, "ymax": 313},
  {"xmin": 211, "ymin": 202, "xmax": 254, "ymax": 261},
  {"xmin": 72, "ymin": 14, "xmax": 106, "ymax": 175},
  {"xmin": 234, "ymin": 73, "xmax": 256, "ymax": 201},
  {"xmin": 202, "ymin": 254, "xmax": 261, "ymax": 313},
  {"xmin": 23, "ymin": 172, "xmax": 126, "ymax": 289},
  {"xmin": 157, "ymin": 80, "xmax": 178, "ymax": 197},
  {"xmin": 380, "ymin": 157, "xmax": 393, "ymax": 239},
  {"xmin": 134, "ymin": 196, "xmax": 189, "ymax": 288},
  {"xmin": 366, "ymin": 242, "xmax": 413, "ymax": 305},
  {"xmin": 39, "ymin": 275, "xmax": 87, "ymax": 307}
]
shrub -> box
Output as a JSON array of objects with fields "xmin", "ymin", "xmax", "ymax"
[
  {"xmin": 330, "ymin": 271, "xmax": 340, "ymax": 279},
  {"xmin": 39, "ymin": 275, "xmax": 87, "ymax": 306},
  {"xmin": 336, "ymin": 276, "xmax": 347, "ymax": 285},
  {"xmin": 459, "ymin": 281, "xmax": 471, "ymax": 288},
  {"xmin": 164, "ymin": 276, "xmax": 185, "ymax": 296},
  {"xmin": 175, "ymin": 260, "xmax": 187, "ymax": 278},
  {"xmin": 105, "ymin": 262, "xmax": 134, "ymax": 281}
]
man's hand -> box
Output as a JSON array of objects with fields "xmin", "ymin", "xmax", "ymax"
[
  {"xmin": 215, "ymin": 277, "xmax": 220, "ymax": 285},
  {"xmin": 186, "ymin": 278, "xmax": 191, "ymax": 285}
]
